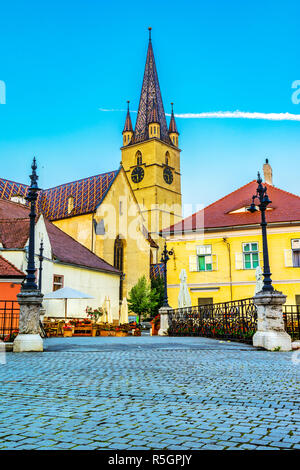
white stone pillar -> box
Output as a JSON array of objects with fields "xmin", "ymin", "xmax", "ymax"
[
  {"xmin": 158, "ymin": 306, "xmax": 172, "ymax": 336},
  {"xmin": 13, "ymin": 291, "xmax": 44, "ymax": 352},
  {"xmin": 253, "ymin": 290, "xmax": 291, "ymax": 351}
]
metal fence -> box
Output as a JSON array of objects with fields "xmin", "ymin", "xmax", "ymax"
[
  {"xmin": 168, "ymin": 298, "xmax": 258, "ymax": 343},
  {"xmin": 0, "ymin": 301, "xmax": 20, "ymax": 342},
  {"xmin": 283, "ymin": 305, "xmax": 300, "ymax": 340}
]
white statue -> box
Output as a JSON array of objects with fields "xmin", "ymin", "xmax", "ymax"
[
  {"xmin": 178, "ymin": 269, "xmax": 192, "ymax": 308},
  {"xmin": 255, "ymin": 266, "xmax": 264, "ymax": 294}
]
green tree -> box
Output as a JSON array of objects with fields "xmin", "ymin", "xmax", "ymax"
[
  {"xmin": 150, "ymin": 275, "xmax": 165, "ymax": 318},
  {"xmin": 128, "ymin": 276, "xmax": 159, "ymax": 323}
]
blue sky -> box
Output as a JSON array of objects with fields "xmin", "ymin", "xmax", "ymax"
[{"xmin": 0, "ymin": 0, "xmax": 299, "ymax": 209}]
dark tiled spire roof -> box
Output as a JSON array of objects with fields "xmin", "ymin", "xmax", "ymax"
[
  {"xmin": 169, "ymin": 102, "xmax": 179, "ymax": 134},
  {"xmin": 123, "ymin": 101, "xmax": 133, "ymax": 133},
  {"xmin": 149, "ymin": 97, "xmax": 159, "ymax": 124},
  {"xmin": 132, "ymin": 29, "xmax": 171, "ymax": 144}
]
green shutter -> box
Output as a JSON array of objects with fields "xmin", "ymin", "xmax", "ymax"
[{"xmin": 198, "ymin": 256, "xmax": 206, "ymax": 271}]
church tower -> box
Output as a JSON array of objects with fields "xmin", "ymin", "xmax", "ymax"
[{"xmin": 121, "ymin": 28, "xmax": 182, "ymax": 249}]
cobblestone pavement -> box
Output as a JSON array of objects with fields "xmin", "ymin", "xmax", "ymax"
[{"xmin": 0, "ymin": 336, "xmax": 299, "ymax": 450}]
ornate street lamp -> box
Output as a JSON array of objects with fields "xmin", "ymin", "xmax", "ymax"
[
  {"xmin": 160, "ymin": 242, "xmax": 174, "ymax": 307},
  {"xmin": 248, "ymin": 172, "xmax": 274, "ymax": 292},
  {"xmin": 23, "ymin": 157, "xmax": 41, "ymax": 291},
  {"xmin": 38, "ymin": 238, "xmax": 44, "ymax": 292}
]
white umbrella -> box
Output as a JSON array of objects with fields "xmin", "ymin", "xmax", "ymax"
[
  {"xmin": 44, "ymin": 287, "xmax": 94, "ymax": 320},
  {"xmin": 178, "ymin": 269, "xmax": 192, "ymax": 308},
  {"xmin": 120, "ymin": 297, "xmax": 128, "ymax": 324}
]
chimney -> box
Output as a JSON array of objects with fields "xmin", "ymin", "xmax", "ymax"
[{"xmin": 263, "ymin": 158, "xmax": 273, "ymax": 185}]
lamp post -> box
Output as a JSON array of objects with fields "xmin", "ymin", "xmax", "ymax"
[
  {"xmin": 13, "ymin": 158, "xmax": 44, "ymax": 352},
  {"xmin": 247, "ymin": 172, "xmax": 274, "ymax": 292},
  {"xmin": 38, "ymin": 238, "xmax": 44, "ymax": 292},
  {"xmin": 160, "ymin": 242, "xmax": 174, "ymax": 307},
  {"xmin": 23, "ymin": 157, "xmax": 40, "ymax": 291}
]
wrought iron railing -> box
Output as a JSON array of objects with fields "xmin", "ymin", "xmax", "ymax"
[
  {"xmin": 0, "ymin": 301, "xmax": 20, "ymax": 342},
  {"xmin": 168, "ymin": 298, "xmax": 257, "ymax": 343},
  {"xmin": 283, "ymin": 305, "xmax": 300, "ymax": 340}
]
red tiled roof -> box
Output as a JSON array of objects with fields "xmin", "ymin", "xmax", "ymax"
[
  {"xmin": 0, "ymin": 199, "xmax": 120, "ymax": 274},
  {"xmin": 0, "ymin": 198, "xmax": 29, "ymax": 219},
  {"xmin": 164, "ymin": 180, "xmax": 300, "ymax": 234},
  {"xmin": 0, "ymin": 219, "xmax": 30, "ymax": 249},
  {"xmin": 0, "ymin": 256, "xmax": 25, "ymax": 278},
  {"xmin": 44, "ymin": 219, "xmax": 120, "ymax": 274}
]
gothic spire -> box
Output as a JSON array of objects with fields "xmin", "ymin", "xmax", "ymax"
[
  {"xmin": 169, "ymin": 102, "xmax": 179, "ymax": 134},
  {"xmin": 123, "ymin": 100, "xmax": 133, "ymax": 133},
  {"xmin": 132, "ymin": 28, "xmax": 170, "ymax": 144}
]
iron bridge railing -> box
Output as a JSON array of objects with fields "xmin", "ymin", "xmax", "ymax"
[
  {"xmin": 0, "ymin": 300, "xmax": 20, "ymax": 342},
  {"xmin": 168, "ymin": 298, "xmax": 258, "ymax": 343},
  {"xmin": 283, "ymin": 305, "xmax": 300, "ymax": 340}
]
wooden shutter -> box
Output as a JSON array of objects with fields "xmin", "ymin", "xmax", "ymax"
[
  {"xmin": 212, "ymin": 254, "xmax": 218, "ymax": 271},
  {"xmin": 235, "ymin": 252, "xmax": 244, "ymax": 270},
  {"xmin": 189, "ymin": 255, "xmax": 198, "ymax": 272},
  {"xmin": 284, "ymin": 249, "xmax": 293, "ymax": 267}
]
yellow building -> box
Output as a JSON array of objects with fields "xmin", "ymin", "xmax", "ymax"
[{"xmin": 163, "ymin": 161, "xmax": 300, "ymax": 307}]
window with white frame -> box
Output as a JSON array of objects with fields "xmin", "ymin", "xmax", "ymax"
[
  {"xmin": 197, "ymin": 245, "xmax": 212, "ymax": 271},
  {"xmin": 243, "ymin": 242, "xmax": 259, "ymax": 269},
  {"xmin": 189, "ymin": 245, "xmax": 217, "ymax": 272},
  {"xmin": 53, "ymin": 275, "xmax": 64, "ymax": 291},
  {"xmin": 285, "ymin": 239, "xmax": 300, "ymax": 267}
]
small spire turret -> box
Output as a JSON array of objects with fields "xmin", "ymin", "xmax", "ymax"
[
  {"xmin": 122, "ymin": 101, "xmax": 133, "ymax": 146},
  {"xmin": 168, "ymin": 103, "xmax": 179, "ymax": 147}
]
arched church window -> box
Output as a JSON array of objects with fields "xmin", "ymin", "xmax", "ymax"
[
  {"xmin": 136, "ymin": 151, "xmax": 142, "ymax": 166},
  {"xmin": 165, "ymin": 152, "xmax": 170, "ymax": 166},
  {"xmin": 114, "ymin": 236, "xmax": 125, "ymax": 301},
  {"xmin": 67, "ymin": 196, "xmax": 74, "ymax": 214}
]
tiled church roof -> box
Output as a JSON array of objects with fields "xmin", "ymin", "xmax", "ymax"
[
  {"xmin": 131, "ymin": 30, "xmax": 171, "ymax": 145},
  {"xmin": 0, "ymin": 169, "xmax": 120, "ymax": 222}
]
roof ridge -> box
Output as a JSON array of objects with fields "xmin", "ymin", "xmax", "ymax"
[
  {"xmin": 0, "ymin": 177, "xmax": 28, "ymax": 187},
  {"xmin": 203, "ymin": 179, "xmax": 257, "ymax": 212},
  {"xmin": 0, "ymin": 217, "xmax": 30, "ymax": 222},
  {"xmin": 44, "ymin": 169, "xmax": 119, "ymax": 191},
  {"xmin": 265, "ymin": 182, "xmax": 300, "ymax": 201}
]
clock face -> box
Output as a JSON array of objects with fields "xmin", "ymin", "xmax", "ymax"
[
  {"xmin": 131, "ymin": 166, "xmax": 144, "ymax": 183},
  {"xmin": 163, "ymin": 167, "xmax": 173, "ymax": 185}
]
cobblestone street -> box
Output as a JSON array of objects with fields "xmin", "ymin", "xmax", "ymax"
[{"xmin": 0, "ymin": 336, "xmax": 299, "ymax": 450}]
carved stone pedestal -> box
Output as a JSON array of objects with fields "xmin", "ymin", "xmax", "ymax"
[
  {"xmin": 253, "ymin": 290, "xmax": 292, "ymax": 351},
  {"xmin": 13, "ymin": 290, "xmax": 44, "ymax": 352},
  {"xmin": 158, "ymin": 306, "xmax": 172, "ymax": 336}
]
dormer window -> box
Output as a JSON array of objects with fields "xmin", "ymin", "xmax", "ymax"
[{"xmin": 67, "ymin": 196, "xmax": 74, "ymax": 214}]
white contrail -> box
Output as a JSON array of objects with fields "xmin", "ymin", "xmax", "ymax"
[
  {"xmin": 99, "ymin": 108, "xmax": 300, "ymax": 121},
  {"xmin": 173, "ymin": 111, "xmax": 300, "ymax": 121}
]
